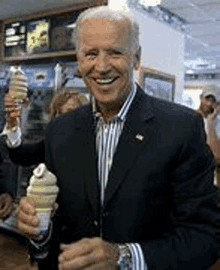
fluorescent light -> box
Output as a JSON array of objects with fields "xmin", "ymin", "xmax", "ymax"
[
  {"xmin": 186, "ymin": 70, "xmax": 194, "ymax": 74},
  {"xmin": 139, "ymin": 0, "xmax": 162, "ymax": 7},
  {"xmin": 109, "ymin": 0, "xmax": 130, "ymax": 11}
]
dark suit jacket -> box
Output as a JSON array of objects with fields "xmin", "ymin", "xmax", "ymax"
[
  {"xmin": 35, "ymin": 87, "xmax": 219, "ymax": 269},
  {"xmin": 0, "ymin": 136, "xmax": 18, "ymax": 197},
  {"xmin": 8, "ymin": 140, "xmax": 45, "ymax": 167}
]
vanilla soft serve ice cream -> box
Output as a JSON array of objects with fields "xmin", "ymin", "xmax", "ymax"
[
  {"xmin": 27, "ymin": 163, "xmax": 59, "ymax": 234},
  {"xmin": 9, "ymin": 68, "xmax": 28, "ymax": 102}
]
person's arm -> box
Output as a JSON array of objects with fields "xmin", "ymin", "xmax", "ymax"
[
  {"xmin": 8, "ymin": 141, "xmax": 45, "ymax": 166},
  {"xmin": 139, "ymin": 114, "xmax": 218, "ymax": 270},
  {"xmin": 206, "ymin": 109, "xmax": 217, "ymax": 146},
  {"xmin": 2, "ymin": 122, "xmax": 22, "ymax": 148},
  {"xmin": 16, "ymin": 196, "xmax": 54, "ymax": 265}
]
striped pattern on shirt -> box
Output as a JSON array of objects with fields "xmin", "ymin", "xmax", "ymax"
[{"xmin": 94, "ymin": 85, "xmax": 147, "ymax": 270}]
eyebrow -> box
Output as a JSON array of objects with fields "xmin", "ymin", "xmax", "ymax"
[{"xmin": 81, "ymin": 47, "xmax": 127, "ymax": 54}]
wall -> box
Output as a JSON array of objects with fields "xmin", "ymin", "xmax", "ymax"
[
  {"xmin": 108, "ymin": 0, "xmax": 185, "ymax": 103},
  {"xmin": 185, "ymin": 78, "xmax": 220, "ymax": 100}
]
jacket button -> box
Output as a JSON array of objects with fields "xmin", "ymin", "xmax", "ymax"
[{"xmin": 94, "ymin": 220, "xmax": 98, "ymax": 227}]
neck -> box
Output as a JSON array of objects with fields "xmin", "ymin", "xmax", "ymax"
[
  {"xmin": 97, "ymin": 100, "xmax": 123, "ymax": 121},
  {"xmin": 95, "ymin": 85, "xmax": 133, "ymax": 121}
]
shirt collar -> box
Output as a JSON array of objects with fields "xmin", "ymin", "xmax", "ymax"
[{"xmin": 92, "ymin": 82, "xmax": 137, "ymax": 121}]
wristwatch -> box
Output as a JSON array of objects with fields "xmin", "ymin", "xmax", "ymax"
[{"xmin": 117, "ymin": 244, "xmax": 132, "ymax": 269}]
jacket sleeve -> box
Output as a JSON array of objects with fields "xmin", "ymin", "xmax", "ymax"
[
  {"xmin": 141, "ymin": 114, "xmax": 219, "ymax": 270},
  {"xmin": 8, "ymin": 140, "xmax": 45, "ymax": 166}
]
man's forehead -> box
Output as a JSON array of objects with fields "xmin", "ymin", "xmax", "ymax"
[{"xmin": 79, "ymin": 18, "xmax": 130, "ymax": 35}]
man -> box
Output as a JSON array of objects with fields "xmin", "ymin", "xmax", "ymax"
[
  {"xmin": 197, "ymin": 90, "xmax": 217, "ymax": 135},
  {"xmin": 16, "ymin": 6, "xmax": 218, "ymax": 270},
  {"xmin": 207, "ymin": 101, "xmax": 220, "ymax": 141}
]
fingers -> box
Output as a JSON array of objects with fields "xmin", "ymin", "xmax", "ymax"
[
  {"xmin": 59, "ymin": 255, "xmax": 117, "ymax": 270},
  {"xmin": 17, "ymin": 196, "xmax": 41, "ymax": 239},
  {"xmin": 83, "ymin": 261, "xmax": 117, "ymax": 270},
  {"xmin": 4, "ymin": 94, "xmax": 21, "ymax": 128},
  {"xmin": 0, "ymin": 193, "xmax": 13, "ymax": 219},
  {"xmin": 4, "ymin": 94, "xmax": 18, "ymax": 109},
  {"xmin": 59, "ymin": 252, "xmax": 95, "ymax": 270},
  {"xmin": 59, "ymin": 238, "xmax": 93, "ymax": 260},
  {"xmin": 51, "ymin": 202, "xmax": 59, "ymax": 218},
  {"xmin": 58, "ymin": 238, "xmax": 119, "ymax": 270}
]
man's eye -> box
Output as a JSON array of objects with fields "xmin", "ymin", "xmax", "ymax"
[
  {"xmin": 86, "ymin": 52, "xmax": 97, "ymax": 58},
  {"xmin": 109, "ymin": 50, "xmax": 122, "ymax": 56}
]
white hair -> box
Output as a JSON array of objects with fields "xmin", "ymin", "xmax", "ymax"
[{"xmin": 74, "ymin": 6, "xmax": 140, "ymax": 52}]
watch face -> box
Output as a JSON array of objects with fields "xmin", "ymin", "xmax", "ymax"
[
  {"xmin": 119, "ymin": 261, "xmax": 132, "ymax": 270},
  {"xmin": 118, "ymin": 244, "xmax": 132, "ymax": 269}
]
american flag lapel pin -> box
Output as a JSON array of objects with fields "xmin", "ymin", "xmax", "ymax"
[{"xmin": 135, "ymin": 133, "xmax": 144, "ymax": 142}]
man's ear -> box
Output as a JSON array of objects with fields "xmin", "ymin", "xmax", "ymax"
[{"xmin": 133, "ymin": 46, "xmax": 141, "ymax": 70}]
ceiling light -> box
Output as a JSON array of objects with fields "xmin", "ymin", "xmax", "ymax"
[
  {"xmin": 109, "ymin": 0, "xmax": 130, "ymax": 11},
  {"xmin": 139, "ymin": 0, "xmax": 162, "ymax": 7},
  {"xmin": 186, "ymin": 70, "xmax": 194, "ymax": 74}
]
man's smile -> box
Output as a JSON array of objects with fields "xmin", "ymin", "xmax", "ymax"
[{"xmin": 93, "ymin": 77, "xmax": 118, "ymax": 85}]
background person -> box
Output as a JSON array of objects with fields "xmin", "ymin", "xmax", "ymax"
[
  {"xmin": 206, "ymin": 102, "xmax": 220, "ymax": 188},
  {"xmin": 207, "ymin": 101, "xmax": 220, "ymax": 142},
  {"xmin": 16, "ymin": 6, "xmax": 218, "ymax": 270},
  {"xmin": 196, "ymin": 90, "xmax": 217, "ymax": 135}
]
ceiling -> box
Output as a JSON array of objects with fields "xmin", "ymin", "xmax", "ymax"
[
  {"xmin": 161, "ymin": 0, "xmax": 220, "ymax": 71},
  {"xmin": 0, "ymin": 0, "xmax": 219, "ymax": 71}
]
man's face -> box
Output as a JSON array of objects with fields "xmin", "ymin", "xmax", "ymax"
[
  {"xmin": 77, "ymin": 18, "xmax": 140, "ymax": 110},
  {"xmin": 200, "ymin": 95, "xmax": 216, "ymax": 115}
]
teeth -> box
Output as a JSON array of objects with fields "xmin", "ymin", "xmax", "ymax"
[{"xmin": 95, "ymin": 78, "xmax": 115, "ymax": 84}]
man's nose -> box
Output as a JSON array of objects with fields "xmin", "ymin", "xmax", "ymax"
[{"xmin": 95, "ymin": 53, "xmax": 111, "ymax": 73}]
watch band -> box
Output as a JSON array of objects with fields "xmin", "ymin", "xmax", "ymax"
[{"xmin": 117, "ymin": 243, "xmax": 132, "ymax": 269}]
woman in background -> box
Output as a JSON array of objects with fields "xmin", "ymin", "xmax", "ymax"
[{"xmin": 49, "ymin": 90, "xmax": 88, "ymax": 119}]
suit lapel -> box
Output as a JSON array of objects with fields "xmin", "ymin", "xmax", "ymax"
[
  {"xmin": 74, "ymin": 106, "xmax": 99, "ymax": 215},
  {"xmin": 103, "ymin": 87, "xmax": 155, "ymax": 210}
]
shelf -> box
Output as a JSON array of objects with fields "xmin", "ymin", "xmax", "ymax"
[{"xmin": 3, "ymin": 50, "xmax": 77, "ymax": 64}]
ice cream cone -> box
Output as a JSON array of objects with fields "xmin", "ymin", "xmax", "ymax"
[
  {"xmin": 27, "ymin": 164, "xmax": 59, "ymax": 234},
  {"xmin": 35, "ymin": 208, "xmax": 53, "ymax": 232},
  {"xmin": 9, "ymin": 68, "xmax": 28, "ymax": 102}
]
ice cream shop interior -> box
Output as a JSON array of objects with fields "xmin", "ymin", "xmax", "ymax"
[{"xmin": 0, "ymin": 0, "xmax": 219, "ymax": 269}]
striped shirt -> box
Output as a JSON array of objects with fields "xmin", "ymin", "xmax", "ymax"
[{"xmin": 93, "ymin": 84, "xmax": 147, "ymax": 270}]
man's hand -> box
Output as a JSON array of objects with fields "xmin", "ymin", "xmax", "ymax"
[
  {"xmin": 4, "ymin": 94, "xmax": 21, "ymax": 129},
  {"xmin": 58, "ymin": 237, "xmax": 119, "ymax": 270},
  {"xmin": 16, "ymin": 196, "xmax": 42, "ymax": 241},
  {"xmin": 17, "ymin": 196, "xmax": 58, "ymax": 240},
  {"xmin": 0, "ymin": 193, "xmax": 13, "ymax": 219}
]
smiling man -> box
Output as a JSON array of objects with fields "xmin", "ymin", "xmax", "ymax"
[
  {"xmin": 16, "ymin": 6, "xmax": 218, "ymax": 270},
  {"xmin": 76, "ymin": 15, "xmax": 140, "ymax": 121}
]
